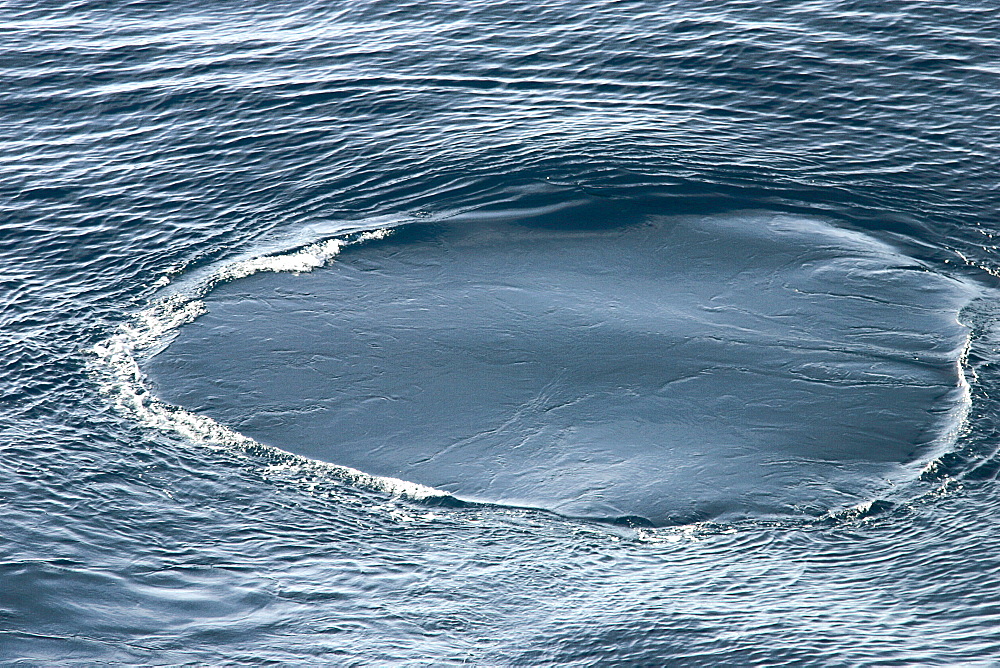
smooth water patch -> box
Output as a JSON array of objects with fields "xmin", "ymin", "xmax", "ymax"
[{"xmin": 144, "ymin": 213, "xmax": 976, "ymax": 524}]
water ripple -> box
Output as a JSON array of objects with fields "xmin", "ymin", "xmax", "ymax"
[{"xmin": 3, "ymin": 0, "xmax": 1000, "ymax": 663}]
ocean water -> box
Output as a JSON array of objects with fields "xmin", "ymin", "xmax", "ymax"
[{"xmin": 3, "ymin": 0, "xmax": 1000, "ymax": 664}]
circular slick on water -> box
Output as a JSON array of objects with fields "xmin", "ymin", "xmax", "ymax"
[{"xmin": 144, "ymin": 212, "xmax": 978, "ymax": 524}]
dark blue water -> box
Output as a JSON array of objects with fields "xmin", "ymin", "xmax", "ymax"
[{"xmin": 4, "ymin": 0, "xmax": 1000, "ymax": 663}]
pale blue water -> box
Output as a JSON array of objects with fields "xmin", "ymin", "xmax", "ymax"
[{"xmin": 3, "ymin": 0, "xmax": 1000, "ymax": 664}]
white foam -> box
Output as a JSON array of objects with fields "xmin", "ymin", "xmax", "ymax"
[{"xmin": 90, "ymin": 226, "xmax": 448, "ymax": 502}]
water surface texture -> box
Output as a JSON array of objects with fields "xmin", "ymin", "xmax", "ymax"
[
  {"xmin": 4, "ymin": 0, "xmax": 1000, "ymax": 664},
  {"xmin": 147, "ymin": 213, "xmax": 976, "ymax": 524}
]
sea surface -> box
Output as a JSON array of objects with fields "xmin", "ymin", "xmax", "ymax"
[{"xmin": 3, "ymin": 0, "xmax": 1000, "ymax": 664}]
